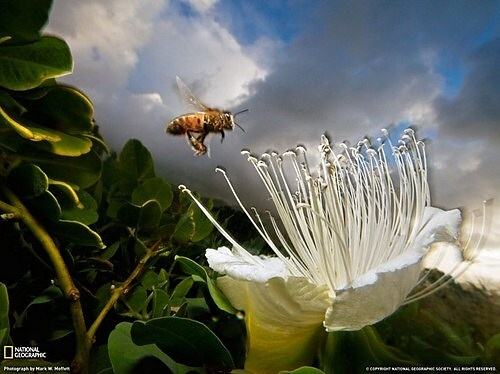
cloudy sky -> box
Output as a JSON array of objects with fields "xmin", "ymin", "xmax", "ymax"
[{"xmin": 46, "ymin": 0, "xmax": 500, "ymax": 254}]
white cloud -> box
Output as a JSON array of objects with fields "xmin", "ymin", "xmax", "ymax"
[
  {"xmin": 46, "ymin": 0, "xmax": 269, "ymax": 151},
  {"xmin": 142, "ymin": 14, "xmax": 267, "ymax": 111},
  {"xmin": 183, "ymin": 0, "xmax": 218, "ymax": 13},
  {"xmin": 47, "ymin": 0, "xmax": 165, "ymax": 99}
]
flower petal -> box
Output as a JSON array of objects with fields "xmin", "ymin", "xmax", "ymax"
[
  {"xmin": 324, "ymin": 256, "xmax": 422, "ymax": 331},
  {"xmin": 324, "ymin": 207, "xmax": 461, "ymax": 332},
  {"xmin": 217, "ymin": 275, "xmax": 331, "ymax": 374},
  {"xmin": 206, "ymin": 246, "xmax": 289, "ymax": 282},
  {"xmin": 413, "ymin": 207, "xmax": 461, "ymax": 249}
]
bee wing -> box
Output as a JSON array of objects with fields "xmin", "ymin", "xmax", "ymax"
[{"xmin": 176, "ymin": 76, "xmax": 211, "ymax": 111}]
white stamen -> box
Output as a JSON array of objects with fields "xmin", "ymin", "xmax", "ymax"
[{"xmin": 184, "ymin": 131, "xmax": 482, "ymax": 302}]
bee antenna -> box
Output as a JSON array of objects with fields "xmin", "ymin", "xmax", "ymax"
[
  {"xmin": 234, "ymin": 109, "xmax": 249, "ymax": 117},
  {"xmin": 235, "ymin": 123, "xmax": 246, "ymax": 132}
]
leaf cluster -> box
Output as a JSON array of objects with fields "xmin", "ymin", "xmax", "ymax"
[{"xmin": 0, "ymin": 1, "xmax": 244, "ymax": 372}]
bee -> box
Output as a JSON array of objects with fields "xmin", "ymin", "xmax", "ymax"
[{"xmin": 166, "ymin": 76, "xmax": 248, "ymax": 156}]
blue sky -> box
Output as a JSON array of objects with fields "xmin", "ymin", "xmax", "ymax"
[{"xmin": 212, "ymin": 0, "xmax": 314, "ymax": 44}]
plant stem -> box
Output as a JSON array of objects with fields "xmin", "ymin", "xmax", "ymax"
[
  {"xmin": 0, "ymin": 188, "xmax": 90, "ymax": 374},
  {"xmin": 1, "ymin": 190, "xmax": 164, "ymax": 371},
  {"xmin": 0, "ymin": 200, "xmax": 17, "ymax": 215},
  {"xmin": 86, "ymin": 239, "xmax": 162, "ymax": 345}
]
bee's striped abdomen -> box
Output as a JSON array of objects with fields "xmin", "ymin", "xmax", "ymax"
[
  {"xmin": 167, "ymin": 114, "xmax": 204, "ymax": 134},
  {"xmin": 167, "ymin": 118, "xmax": 185, "ymax": 134}
]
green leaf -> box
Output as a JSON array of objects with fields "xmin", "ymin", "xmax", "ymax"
[
  {"xmin": 173, "ymin": 212, "xmax": 195, "ymax": 243},
  {"xmin": 9, "ymin": 78, "xmax": 57, "ymax": 99},
  {"xmin": 26, "ymin": 285, "xmax": 63, "ymax": 306},
  {"xmin": 0, "ymin": 101, "xmax": 91, "ymax": 155},
  {"xmin": 18, "ymin": 147, "xmax": 102, "ymax": 188},
  {"xmin": 175, "ymin": 256, "xmax": 236, "ymax": 314},
  {"xmin": 51, "ymin": 219, "xmax": 105, "ymax": 248},
  {"xmin": 484, "ymin": 334, "xmax": 500, "ymax": 365},
  {"xmin": 169, "ymin": 278, "xmax": 194, "ymax": 307},
  {"xmin": 100, "ymin": 241, "xmax": 121, "ymax": 261},
  {"xmin": 0, "ymin": 282, "xmax": 10, "ymax": 346},
  {"xmin": 281, "ymin": 367, "xmax": 325, "ymax": 374},
  {"xmin": 158, "ymin": 269, "xmax": 169, "ymax": 283},
  {"xmin": 0, "ymin": 0, "xmax": 53, "ymax": 42},
  {"xmin": 320, "ymin": 331, "xmax": 349, "ymax": 374},
  {"xmin": 132, "ymin": 177, "xmax": 172, "ymax": 212},
  {"xmin": 108, "ymin": 322, "xmax": 177, "ymax": 374},
  {"xmin": 0, "ymin": 36, "xmax": 72, "ymax": 90},
  {"xmin": 115, "ymin": 201, "xmax": 140, "ymax": 225},
  {"xmin": 321, "ymin": 327, "xmax": 415, "ymax": 374},
  {"xmin": 205, "ymin": 278, "xmax": 237, "ymax": 315},
  {"xmin": 0, "ymin": 106, "xmax": 93, "ymax": 155},
  {"xmin": 0, "ymin": 89, "xmax": 26, "ymax": 115},
  {"xmin": 26, "ymin": 190, "xmax": 61, "ymax": 221},
  {"xmin": 34, "ymin": 130, "xmax": 93, "ymax": 156},
  {"xmin": 124, "ymin": 286, "xmax": 147, "ymax": 314},
  {"xmin": 185, "ymin": 298, "xmax": 210, "ymax": 317},
  {"xmin": 173, "ymin": 201, "xmax": 213, "ymax": 243},
  {"xmin": 131, "ymin": 316, "xmax": 234, "ymax": 369},
  {"xmin": 83, "ymin": 134, "xmax": 110, "ymax": 155},
  {"xmin": 60, "ymin": 190, "xmax": 98, "ymax": 225},
  {"xmin": 138, "ymin": 200, "xmax": 162, "ymax": 230},
  {"xmin": 101, "ymin": 156, "xmax": 122, "ymax": 189},
  {"xmin": 175, "ymin": 256, "xmax": 207, "ymax": 280},
  {"xmin": 48, "ymin": 179, "xmax": 80, "ymax": 206},
  {"xmin": 419, "ymin": 309, "xmax": 471, "ymax": 355},
  {"xmin": 117, "ymin": 200, "xmax": 162, "ymax": 230},
  {"xmin": 118, "ymin": 139, "xmax": 154, "ymax": 184},
  {"xmin": 410, "ymin": 336, "xmax": 479, "ymax": 365},
  {"xmin": 94, "ymin": 283, "xmax": 112, "ymax": 315},
  {"xmin": 17, "ymin": 285, "xmax": 63, "ymax": 326},
  {"xmin": 20, "ymin": 285, "xmax": 62, "ymax": 312},
  {"xmin": 152, "ymin": 289, "xmax": 170, "ymax": 318},
  {"xmin": 7, "ymin": 163, "xmax": 48, "ymax": 197},
  {"xmin": 141, "ymin": 271, "xmax": 160, "ymax": 290},
  {"xmin": 0, "ymin": 129, "xmax": 25, "ymax": 152},
  {"xmin": 89, "ymin": 344, "xmax": 112, "ymax": 374},
  {"xmin": 190, "ymin": 201, "xmax": 213, "ymax": 242},
  {"xmin": 21, "ymin": 85, "xmax": 94, "ymax": 133},
  {"xmin": 0, "ymin": 104, "xmax": 59, "ymax": 141},
  {"xmin": 361, "ymin": 326, "xmax": 415, "ymax": 365}
]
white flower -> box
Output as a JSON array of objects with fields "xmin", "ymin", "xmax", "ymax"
[{"xmin": 179, "ymin": 129, "xmax": 481, "ymax": 373}]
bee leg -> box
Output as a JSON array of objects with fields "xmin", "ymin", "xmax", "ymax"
[
  {"xmin": 187, "ymin": 131, "xmax": 199, "ymax": 146},
  {"xmin": 188, "ymin": 132, "xmax": 208, "ymax": 156},
  {"xmin": 186, "ymin": 132, "xmax": 197, "ymax": 150},
  {"xmin": 196, "ymin": 133, "xmax": 207, "ymax": 147},
  {"xmin": 198, "ymin": 133, "xmax": 208, "ymax": 156},
  {"xmin": 220, "ymin": 130, "xmax": 225, "ymax": 143}
]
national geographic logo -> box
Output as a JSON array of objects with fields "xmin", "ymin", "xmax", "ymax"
[
  {"xmin": 3, "ymin": 346, "xmax": 47, "ymax": 359},
  {"xmin": 3, "ymin": 346, "xmax": 13, "ymax": 359}
]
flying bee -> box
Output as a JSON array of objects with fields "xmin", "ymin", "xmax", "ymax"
[{"xmin": 166, "ymin": 76, "xmax": 248, "ymax": 156}]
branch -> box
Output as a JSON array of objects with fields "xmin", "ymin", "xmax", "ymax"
[
  {"xmin": 0, "ymin": 200, "xmax": 18, "ymax": 216},
  {"xmin": 1, "ymin": 187, "xmax": 90, "ymax": 374},
  {"xmin": 86, "ymin": 239, "xmax": 163, "ymax": 344}
]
